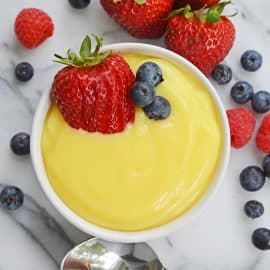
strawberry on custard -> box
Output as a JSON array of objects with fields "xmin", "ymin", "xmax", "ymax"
[{"xmin": 52, "ymin": 35, "xmax": 135, "ymax": 134}]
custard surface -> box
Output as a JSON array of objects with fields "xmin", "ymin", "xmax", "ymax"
[{"xmin": 42, "ymin": 54, "xmax": 223, "ymax": 231}]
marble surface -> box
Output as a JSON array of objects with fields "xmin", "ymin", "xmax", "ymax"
[{"xmin": 1, "ymin": 0, "xmax": 270, "ymax": 269}]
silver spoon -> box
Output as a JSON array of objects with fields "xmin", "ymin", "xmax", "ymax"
[{"xmin": 61, "ymin": 238, "xmax": 166, "ymax": 270}]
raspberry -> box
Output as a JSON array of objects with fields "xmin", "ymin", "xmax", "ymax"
[
  {"xmin": 256, "ymin": 114, "xmax": 270, "ymax": 153},
  {"xmin": 14, "ymin": 8, "xmax": 54, "ymax": 49},
  {"xmin": 227, "ymin": 107, "xmax": 256, "ymax": 148}
]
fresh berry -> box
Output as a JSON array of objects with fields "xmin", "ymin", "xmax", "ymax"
[
  {"xmin": 252, "ymin": 228, "xmax": 270, "ymax": 250},
  {"xmin": 15, "ymin": 62, "xmax": 34, "ymax": 82},
  {"xmin": 241, "ymin": 50, "xmax": 263, "ymax": 72},
  {"xmin": 100, "ymin": 0, "xmax": 174, "ymax": 39},
  {"xmin": 256, "ymin": 114, "xmax": 270, "ymax": 153},
  {"xmin": 175, "ymin": 0, "xmax": 219, "ymax": 9},
  {"xmin": 212, "ymin": 64, "xmax": 232, "ymax": 85},
  {"xmin": 0, "ymin": 186, "xmax": 24, "ymax": 210},
  {"xmin": 69, "ymin": 0, "xmax": 91, "ymax": 9},
  {"xmin": 251, "ymin": 91, "xmax": 270, "ymax": 114},
  {"xmin": 244, "ymin": 200, "xmax": 264, "ymax": 219},
  {"xmin": 10, "ymin": 132, "xmax": 30, "ymax": 155},
  {"xmin": 131, "ymin": 81, "xmax": 155, "ymax": 107},
  {"xmin": 136, "ymin": 62, "xmax": 163, "ymax": 87},
  {"xmin": 263, "ymin": 155, "xmax": 270, "ymax": 177},
  {"xmin": 143, "ymin": 96, "xmax": 171, "ymax": 120},
  {"xmin": 226, "ymin": 108, "xmax": 256, "ymax": 148},
  {"xmin": 52, "ymin": 35, "xmax": 135, "ymax": 134},
  {"xmin": 14, "ymin": 8, "xmax": 54, "ymax": 49},
  {"xmin": 230, "ymin": 81, "xmax": 254, "ymax": 104},
  {"xmin": 240, "ymin": 166, "xmax": 265, "ymax": 192},
  {"xmin": 165, "ymin": 3, "xmax": 235, "ymax": 77}
]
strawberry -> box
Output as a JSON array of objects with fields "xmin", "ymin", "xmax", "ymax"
[
  {"xmin": 256, "ymin": 114, "xmax": 270, "ymax": 153},
  {"xmin": 226, "ymin": 107, "xmax": 256, "ymax": 149},
  {"xmin": 14, "ymin": 8, "xmax": 54, "ymax": 49},
  {"xmin": 100, "ymin": 0, "xmax": 174, "ymax": 39},
  {"xmin": 175, "ymin": 0, "xmax": 219, "ymax": 10},
  {"xmin": 52, "ymin": 35, "xmax": 135, "ymax": 134},
  {"xmin": 165, "ymin": 3, "xmax": 235, "ymax": 77}
]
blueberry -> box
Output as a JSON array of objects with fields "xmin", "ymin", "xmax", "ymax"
[
  {"xmin": 0, "ymin": 186, "xmax": 24, "ymax": 210},
  {"xmin": 240, "ymin": 166, "xmax": 265, "ymax": 192},
  {"xmin": 136, "ymin": 62, "xmax": 163, "ymax": 87},
  {"xmin": 68, "ymin": 0, "xmax": 90, "ymax": 8},
  {"xmin": 252, "ymin": 228, "xmax": 270, "ymax": 250},
  {"xmin": 10, "ymin": 132, "xmax": 30, "ymax": 155},
  {"xmin": 15, "ymin": 62, "xmax": 34, "ymax": 82},
  {"xmin": 230, "ymin": 81, "xmax": 254, "ymax": 104},
  {"xmin": 212, "ymin": 64, "xmax": 232, "ymax": 85},
  {"xmin": 241, "ymin": 50, "xmax": 263, "ymax": 72},
  {"xmin": 263, "ymin": 154, "xmax": 270, "ymax": 178},
  {"xmin": 244, "ymin": 200, "xmax": 264, "ymax": 219},
  {"xmin": 251, "ymin": 91, "xmax": 270, "ymax": 113},
  {"xmin": 143, "ymin": 96, "xmax": 171, "ymax": 120},
  {"xmin": 131, "ymin": 81, "xmax": 155, "ymax": 107}
]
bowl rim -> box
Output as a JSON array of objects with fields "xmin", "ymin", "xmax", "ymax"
[{"xmin": 31, "ymin": 42, "xmax": 230, "ymax": 243}]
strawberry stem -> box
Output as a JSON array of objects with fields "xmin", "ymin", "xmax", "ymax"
[
  {"xmin": 168, "ymin": 5, "xmax": 193, "ymax": 19},
  {"xmin": 169, "ymin": 1, "xmax": 237, "ymax": 23},
  {"xmin": 206, "ymin": 1, "xmax": 232, "ymax": 23},
  {"xmin": 79, "ymin": 36, "xmax": 91, "ymax": 60},
  {"xmin": 54, "ymin": 35, "xmax": 112, "ymax": 67}
]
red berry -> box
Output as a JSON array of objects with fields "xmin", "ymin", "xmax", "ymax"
[
  {"xmin": 14, "ymin": 8, "xmax": 54, "ymax": 49},
  {"xmin": 256, "ymin": 114, "xmax": 270, "ymax": 153},
  {"xmin": 100, "ymin": 0, "xmax": 174, "ymax": 39},
  {"xmin": 175, "ymin": 0, "xmax": 219, "ymax": 9},
  {"xmin": 227, "ymin": 108, "xmax": 256, "ymax": 149},
  {"xmin": 165, "ymin": 8, "xmax": 235, "ymax": 77},
  {"xmin": 52, "ymin": 54, "xmax": 135, "ymax": 134}
]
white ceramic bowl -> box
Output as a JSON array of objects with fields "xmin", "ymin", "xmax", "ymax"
[{"xmin": 31, "ymin": 43, "xmax": 230, "ymax": 243}]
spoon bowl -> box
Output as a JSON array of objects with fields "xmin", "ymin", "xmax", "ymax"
[{"xmin": 61, "ymin": 238, "xmax": 165, "ymax": 270}]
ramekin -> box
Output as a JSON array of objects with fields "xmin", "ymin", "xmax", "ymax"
[{"xmin": 31, "ymin": 43, "xmax": 230, "ymax": 243}]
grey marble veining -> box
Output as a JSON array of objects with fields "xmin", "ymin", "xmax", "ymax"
[{"xmin": 1, "ymin": 0, "xmax": 270, "ymax": 269}]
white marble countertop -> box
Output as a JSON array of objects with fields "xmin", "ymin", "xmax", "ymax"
[{"xmin": 1, "ymin": 0, "xmax": 270, "ymax": 269}]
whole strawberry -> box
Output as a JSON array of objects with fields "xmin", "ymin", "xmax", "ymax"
[
  {"xmin": 14, "ymin": 8, "xmax": 54, "ymax": 49},
  {"xmin": 52, "ymin": 35, "xmax": 135, "ymax": 134},
  {"xmin": 165, "ymin": 3, "xmax": 235, "ymax": 77},
  {"xmin": 175, "ymin": 0, "xmax": 219, "ymax": 10},
  {"xmin": 100, "ymin": 0, "xmax": 174, "ymax": 39}
]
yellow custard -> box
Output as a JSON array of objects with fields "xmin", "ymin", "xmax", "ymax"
[{"xmin": 42, "ymin": 54, "xmax": 223, "ymax": 231}]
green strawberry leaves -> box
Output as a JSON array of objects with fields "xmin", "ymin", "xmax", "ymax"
[
  {"xmin": 135, "ymin": 0, "xmax": 146, "ymax": 4},
  {"xmin": 80, "ymin": 35, "xmax": 91, "ymax": 60},
  {"xmin": 54, "ymin": 35, "xmax": 112, "ymax": 67},
  {"xmin": 206, "ymin": 1, "xmax": 235, "ymax": 23},
  {"xmin": 169, "ymin": 5, "xmax": 193, "ymax": 19},
  {"xmin": 169, "ymin": 1, "xmax": 237, "ymax": 23}
]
